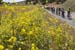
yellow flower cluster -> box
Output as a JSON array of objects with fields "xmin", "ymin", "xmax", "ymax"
[
  {"xmin": 8, "ymin": 36, "xmax": 16, "ymax": 43},
  {"xmin": 18, "ymin": 48, "xmax": 22, "ymax": 50},
  {"xmin": 0, "ymin": 45, "xmax": 4, "ymax": 50},
  {"xmin": 31, "ymin": 43, "xmax": 38, "ymax": 50}
]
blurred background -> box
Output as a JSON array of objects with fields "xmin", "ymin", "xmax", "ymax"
[{"xmin": 3, "ymin": 0, "xmax": 24, "ymax": 3}]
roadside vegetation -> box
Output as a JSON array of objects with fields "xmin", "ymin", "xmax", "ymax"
[{"xmin": 0, "ymin": 4, "xmax": 75, "ymax": 50}]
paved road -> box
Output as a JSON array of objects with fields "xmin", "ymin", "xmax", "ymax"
[{"xmin": 45, "ymin": 9, "xmax": 75, "ymax": 28}]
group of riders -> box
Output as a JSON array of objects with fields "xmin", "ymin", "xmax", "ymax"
[
  {"xmin": 46, "ymin": 7, "xmax": 72, "ymax": 20},
  {"xmin": 25, "ymin": 0, "xmax": 72, "ymax": 20}
]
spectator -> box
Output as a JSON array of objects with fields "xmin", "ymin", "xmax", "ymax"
[
  {"xmin": 52, "ymin": 7, "xmax": 55, "ymax": 13},
  {"xmin": 56, "ymin": 7, "xmax": 61, "ymax": 16},
  {"xmin": 58, "ymin": 8, "xmax": 61, "ymax": 16},
  {"xmin": 67, "ymin": 8, "xmax": 72, "ymax": 20},
  {"xmin": 61, "ymin": 8, "xmax": 65, "ymax": 18},
  {"xmin": 41, "ymin": 0, "xmax": 46, "ymax": 5},
  {"xmin": 25, "ymin": 0, "xmax": 31, "ymax": 4},
  {"xmin": 33, "ymin": 0, "xmax": 38, "ymax": 5},
  {"xmin": 51, "ymin": 7, "xmax": 53, "ymax": 12},
  {"xmin": 56, "ymin": 7, "xmax": 59, "ymax": 15}
]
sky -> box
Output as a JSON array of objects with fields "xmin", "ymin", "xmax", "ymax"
[{"xmin": 3, "ymin": 0, "xmax": 24, "ymax": 3}]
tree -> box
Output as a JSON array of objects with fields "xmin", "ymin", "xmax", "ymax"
[
  {"xmin": 25, "ymin": 0, "xmax": 32, "ymax": 4},
  {"xmin": 48, "ymin": 0, "xmax": 55, "ymax": 3},
  {"xmin": 56, "ymin": 0, "xmax": 66, "ymax": 4},
  {"xmin": 60, "ymin": 0, "xmax": 66, "ymax": 3},
  {"xmin": 0, "ymin": 0, "xmax": 2, "ymax": 4}
]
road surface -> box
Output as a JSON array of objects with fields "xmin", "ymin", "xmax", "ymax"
[{"xmin": 45, "ymin": 9, "xmax": 75, "ymax": 28}]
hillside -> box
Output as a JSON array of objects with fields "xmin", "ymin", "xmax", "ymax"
[
  {"xmin": 63, "ymin": 0, "xmax": 75, "ymax": 12},
  {"xmin": 0, "ymin": 5, "xmax": 75, "ymax": 50}
]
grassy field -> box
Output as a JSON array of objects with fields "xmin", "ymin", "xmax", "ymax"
[
  {"xmin": 0, "ymin": 5, "xmax": 75, "ymax": 50},
  {"xmin": 63, "ymin": 0, "xmax": 75, "ymax": 12}
]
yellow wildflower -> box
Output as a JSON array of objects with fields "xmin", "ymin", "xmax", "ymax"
[
  {"xmin": 0, "ymin": 45, "xmax": 4, "ymax": 50},
  {"xmin": 36, "ymin": 47, "xmax": 39, "ymax": 50},
  {"xmin": 68, "ymin": 48, "xmax": 72, "ymax": 50},
  {"xmin": 8, "ymin": 36, "xmax": 16, "ymax": 43},
  {"xmin": 18, "ymin": 48, "xmax": 22, "ymax": 50},
  {"xmin": 21, "ymin": 28, "xmax": 26, "ymax": 34},
  {"xmin": 20, "ymin": 41, "xmax": 25, "ymax": 45},
  {"xmin": 5, "ymin": 48, "xmax": 9, "ymax": 50},
  {"xmin": 32, "ymin": 43, "xmax": 35, "ymax": 47},
  {"xmin": 31, "ymin": 43, "xmax": 39, "ymax": 50},
  {"xmin": 31, "ymin": 47, "xmax": 35, "ymax": 50},
  {"xmin": 56, "ymin": 27, "xmax": 62, "ymax": 33},
  {"xmin": 8, "ymin": 45, "xmax": 13, "ymax": 48},
  {"xmin": 28, "ymin": 31, "xmax": 33, "ymax": 35}
]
